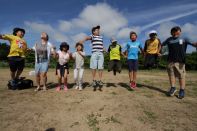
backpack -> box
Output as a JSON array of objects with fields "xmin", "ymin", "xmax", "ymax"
[{"xmin": 8, "ymin": 79, "xmax": 33, "ymax": 90}]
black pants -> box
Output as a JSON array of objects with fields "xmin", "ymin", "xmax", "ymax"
[
  {"xmin": 108, "ymin": 60, "xmax": 122, "ymax": 75},
  {"xmin": 8, "ymin": 56, "xmax": 25, "ymax": 72},
  {"xmin": 144, "ymin": 54, "xmax": 158, "ymax": 68}
]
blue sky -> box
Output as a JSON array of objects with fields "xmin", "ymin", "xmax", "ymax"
[{"xmin": 0, "ymin": 0, "xmax": 197, "ymax": 54}]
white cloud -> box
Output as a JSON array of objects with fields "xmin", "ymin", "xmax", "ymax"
[
  {"xmin": 117, "ymin": 26, "xmax": 141, "ymax": 39},
  {"xmin": 22, "ymin": 2, "xmax": 197, "ymax": 53},
  {"xmin": 58, "ymin": 20, "xmax": 72, "ymax": 32},
  {"xmin": 182, "ymin": 23, "xmax": 197, "ymax": 41},
  {"xmin": 24, "ymin": 21, "xmax": 70, "ymax": 43}
]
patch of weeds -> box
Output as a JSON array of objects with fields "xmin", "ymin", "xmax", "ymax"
[
  {"xmin": 86, "ymin": 113, "xmax": 101, "ymax": 131},
  {"xmin": 110, "ymin": 92, "xmax": 117, "ymax": 95},
  {"xmin": 144, "ymin": 110, "xmax": 157, "ymax": 122},
  {"xmin": 103, "ymin": 116, "xmax": 121, "ymax": 124},
  {"xmin": 70, "ymin": 122, "xmax": 79, "ymax": 128}
]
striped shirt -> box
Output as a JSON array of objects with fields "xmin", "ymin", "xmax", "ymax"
[{"xmin": 91, "ymin": 35, "xmax": 104, "ymax": 52}]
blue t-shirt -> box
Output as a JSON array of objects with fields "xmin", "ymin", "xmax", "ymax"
[{"xmin": 125, "ymin": 41, "xmax": 143, "ymax": 60}]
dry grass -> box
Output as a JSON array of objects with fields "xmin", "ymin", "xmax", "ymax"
[{"xmin": 0, "ymin": 68, "xmax": 197, "ymax": 131}]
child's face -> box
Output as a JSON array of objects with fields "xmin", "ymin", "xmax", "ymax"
[
  {"xmin": 130, "ymin": 34, "xmax": 137, "ymax": 41},
  {"xmin": 172, "ymin": 30, "xmax": 181, "ymax": 37},
  {"xmin": 150, "ymin": 34, "xmax": 157, "ymax": 40},
  {"xmin": 93, "ymin": 29, "xmax": 100, "ymax": 36},
  {"xmin": 77, "ymin": 45, "xmax": 82, "ymax": 51},
  {"xmin": 62, "ymin": 47, "xmax": 68, "ymax": 52},
  {"xmin": 16, "ymin": 31, "xmax": 24, "ymax": 38}
]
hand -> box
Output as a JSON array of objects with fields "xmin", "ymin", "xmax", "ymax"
[{"xmin": 157, "ymin": 52, "xmax": 162, "ymax": 57}]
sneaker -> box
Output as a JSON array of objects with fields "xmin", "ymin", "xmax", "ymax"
[
  {"xmin": 133, "ymin": 82, "xmax": 137, "ymax": 88},
  {"xmin": 168, "ymin": 87, "xmax": 177, "ymax": 96},
  {"xmin": 56, "ymin": 86, "xmax": 61, "ymax": 91},
  {"xmin": 64, "ymin": 85, "xmax": 68, "ymax": 91},
  {"xmin": 92, "ymin": 80, "xmax": 97, "ymax": 87},
  {"xmin": 130, "ymin": 81, "xmax": 135, "ymax": 89},
  {"xmin": 178, "ymin": 89, "xmax": 185, "ymax": 99},
  {"xmin": 97, "ymin": 81, "xmax": 104, "ymax": 86}
]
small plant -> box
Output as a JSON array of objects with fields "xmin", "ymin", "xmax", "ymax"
[{"xmin": 86, "ymin": 113, "xmax": 100, "ymax": 131}]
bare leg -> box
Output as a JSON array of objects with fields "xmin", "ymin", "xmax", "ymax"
[
  {"xmin": 57, "ymin": 70, "xmax": 61, "ymax": 86},
  {"xmin": 179, "ymin": 78, "xmax": 185, "ymax": 90},
  {"xmin": 10, "ymin": 71, "xmax": 16, "ymax": 80},
  {"xmin": 35, "ymin": 73, "xmax": 41, "ymax": 91},
  {"xmin": 98, "ymin": 70, "xmax": 103, "ymax": 81},
  {"xmin": 133, "ymin": 71, "xmax": 137, "ymax": 83},
  {"xmin": 92, "ymin": 69, "xmax": 96, "ymax": 80},
  {"xmin": 63, "ymin": 70, "xmax": 68, "ymax": 86},
  {"xmin": 169, "ymin": 75, "xmax": 176, "ymax": 87},
  {"xmin": 42, "ymin": 72, "xmax": 47, "ymax": 90},
  {"xmin": 15, "ymin": 70, "xmax": 23, "ymax": 79},
  {"xmin": 129, "ymin": 71, "xmax": 133, "ymax": 82}
]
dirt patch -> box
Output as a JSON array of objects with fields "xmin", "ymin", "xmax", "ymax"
[{"xmin": 0, "ymin": 68, "xmax": 197, "ymax": 131}]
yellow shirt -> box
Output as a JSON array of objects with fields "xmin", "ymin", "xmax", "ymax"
[
  {"xmin": 2, "ymin": 34, "xmax": 27, "ymax": 57},
  {"xmin": 109, "ymin": 44, "xmax": 121, "ymax": 60},
  {"xmin": 145, "ymin": 38, "xmax": 160, "ymax": 54}
]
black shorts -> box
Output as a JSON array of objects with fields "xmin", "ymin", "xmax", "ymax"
[
  {"xmin": 56, "ymin": 63, "xmax": 69, "ymax": 77},
  {"xmin": 8, "ymin": 57, "xmax": 25, "ymax": 72},
  {"xmin": 127, "ymin": 59, "xmax": 138, "ymax": 72},
  {"xmin": 144, "ymin": 54, "xmax": 158, "ymax": 68},
  {"xmin": 108, "ymin": 60, "xmax": 122, "ymax": 72}
]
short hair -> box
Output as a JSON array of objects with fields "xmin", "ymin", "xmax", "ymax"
[
  {"xmin": 13, "ymin": 28, "xmax": 25, "ymax": 36},
  {"xmin": 130, "ymin": 31, "xmax": 137, "ymax": 38},
  {"xmin": 60, "ymin": 42, "xmax": 69, "ymax": 51},
  {"xmin": 171, "ymin": 26, "xmax": 181, "ymax": 35},
  {"xmin": 92, "ymin": 25, "xmax": 100, "ymax": 34}
]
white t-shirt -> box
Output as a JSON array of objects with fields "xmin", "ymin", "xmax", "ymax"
[
  {"xmin": 57, "ymin": 50, "xmax": 70, "ymax": 65},
  {"xmin": 72, "ymin": 51, "xmax": 85, "ymax": 69}
]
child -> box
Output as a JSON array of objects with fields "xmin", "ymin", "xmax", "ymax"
[
  {"xmin": 72, "ymin": 43, "xmax": 85, "ymax": 91},
  {"xmin": 108, "ymin": 38, "xmax": 123, "ymax": 75},
  {"xmin": 162, "ymin": 26, "xmax": 197, "ymax": 99},
  {"xmin": 0, "ymin": 28, "xmax": 27, "ymax": 89},
  {"xmin": 79, "ymin": 25, "xmax": 104, "ymax": 91},
  {"xmin": 124, "ymin": 31, "xmax": 143, "ymax": 89},
  {"xmin": 144, "ymin": 30, "xmax": 161, "ymax": 69},
  {"xmin": 55, "ymin": 42, "xmax": 70, "ymax": 91}
]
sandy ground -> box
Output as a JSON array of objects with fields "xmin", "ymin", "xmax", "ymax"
[{"xmin": 0, "ymin": 68, "xmax": 197, "ymax": 131}]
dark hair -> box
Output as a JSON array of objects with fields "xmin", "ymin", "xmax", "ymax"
[
  {"xmin": 45, "ymin": 33, "xmax": 49, "ymax": 41},
  {"xmin": 92, "ymin": 25, "xmax": 100, "ymax": 34},
  {"xmin": 171, "ymin": 26, "xmax": 181, "ymax": 35},
  {"xmin": 13, "ymin": 28, "xmax": 25, "ymax": 36},
  {"xmin": 60, "ymin": 42, "xmax": 69, "ymax": 51},
  {"xmin": 130, "ymin": 31, "xmax": 137, "ymax": 38},
  {"xmin": 75, "ymin": 43, "xmax": 84, "ymax": 51}
]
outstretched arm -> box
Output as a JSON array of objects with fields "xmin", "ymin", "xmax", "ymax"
[{"xmin": 78, "ymin": 36, "xmax": 92, "ymax": 44}]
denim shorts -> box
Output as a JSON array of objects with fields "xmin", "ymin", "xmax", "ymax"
[
  {"xmin": 90, "ymin": 52, "xmax": 104, "ymax": 69},
  {"xmin": 35, "ymin": 62, "xmax": 49, "ymax": 74}
]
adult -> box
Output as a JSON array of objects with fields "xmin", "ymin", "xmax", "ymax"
[
  {"xmin": 33, "ymin": 32, "xmax": 55, "ymax": 91},
  {"xmin": 0, "ymin": 28, "xmax": 27, "ymax": 89}
]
